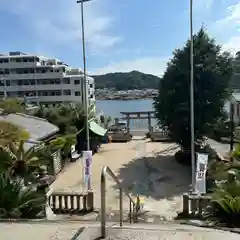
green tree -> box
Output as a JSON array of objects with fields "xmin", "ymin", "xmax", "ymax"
[
  {"xmin": 34, "ymin": 103, "xmax": 96, "ymax": 135},
  {"xmin": 0, "ymin": 120, "xmax": 29, "ymax": 146},
  {"xmin": 0, "ymin": 98, "xmax": 26, "ymax": 114},
  {"xmin": 154, "ymin": 28, "xmax": 233, "ymax": 149}
]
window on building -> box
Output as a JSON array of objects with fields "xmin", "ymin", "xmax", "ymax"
[
  {"xmin": 23, "ymin": 80, "xmax": 29, "ymax": 85},
  {"xmin": 90, "ymin": 83, "xmax": 93, "ymax": 88},
  {"xmin": 62, "ymin": 78, "xmax": 70, "ymax": 84},
  {"xmin": 18, "ymin": 80, "xmax": 23, "ymax": 86},
  {"xmin": 55, "ymin": 79, "xmax": 61, "ymax": 84},
  {"xmin": 75, "ymin": 91, "xmax": 81, "ymax": 96},
  {"xmin": 6, "ymin": 80, "xmax": 10, "ymax": 86},
  {"xmin": 55, "ymin": 90, "xmax": 61, "ymax": 96},
  {"xmin": 42, "ymin": 79, "xmax": 48, "ymax": 85},
  {"xmin": 29, "ymin": 80, "xmax": 36, "ymax": 85},
  {"xmin": 0, "ymin": 59, "xmax": 9, "ymax": 63},
  {"xmin": 63, "ymin": 89, "xmax": 71, "ymax": 95},
  {"xmin": 74, "ymin": 80, "xmax": 80, "ymax": 85}
]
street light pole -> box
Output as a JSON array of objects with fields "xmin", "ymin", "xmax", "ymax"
[
  {"xmin": 190, "ymin": 0, "xmax": 196, "ymax": 192},
  {"xmin": 77, "ymin": 0, "xmax": 90, "ymax": 151}
]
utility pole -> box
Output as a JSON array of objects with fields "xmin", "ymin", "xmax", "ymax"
[
  {"xmin": 77, "ymin": 0, "xmax": 91, "ymax": 151},
  {"xmin": 190, "ymin": 0, "xmax": 196, "ymax": 191},
  {"xmin": 77, "ymin": 0, "xmax": 92, "ymax": 191}
]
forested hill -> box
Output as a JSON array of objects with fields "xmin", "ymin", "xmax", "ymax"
[{"xmin": 92, "ymin": 70, "xmax": 161, "ymax": 90}]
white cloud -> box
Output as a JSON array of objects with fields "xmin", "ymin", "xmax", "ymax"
[
  {"xmin": 216, "ymin": 2, "xmax": 240, "ymax": 25},
  {"xmin": 222, "ymin": 36, "xmax": 240, "ymax": 53},
  {"xmin": 91, "ymin": 57, "xmax": 169, "ymax": 77},
  {"xmin": 215, "ymin": 2, "xmax": 240, "ymax": 53},
  {"xmin": 1, "ymin": 0, "xmax": 121, "ymax": 54},
  {"xmin": 194, "ymin": 0, "xmax": 214, "ymax": 11}
]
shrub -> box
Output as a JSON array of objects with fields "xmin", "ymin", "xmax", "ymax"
[
  {"xmin": 211, "ymin": 170, "xmax": 240, "ymax": 227},
  {"xmin": 0, "ymin": 173, "xmax": 45, "ymax": 219}
]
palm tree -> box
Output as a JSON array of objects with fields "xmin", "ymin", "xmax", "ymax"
[
  {"xmin": 0, "ymin": 140, "xmax": 50, "ymax": 183},
  {"xmin": 0, "ymin": 172, "xmax": 45, "ymax": 218}
]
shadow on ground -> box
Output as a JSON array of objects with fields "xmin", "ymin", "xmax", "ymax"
[{"xmin": 114, "ymin": 146, "xmax": 191, "ymax": 200}]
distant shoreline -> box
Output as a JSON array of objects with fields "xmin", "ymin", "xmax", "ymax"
[
  {"xmin": 95, "ymin": 88, "xmax": 158, "ymax": 101},
  {"xmin": 96, "ymin": 96, "xmax": 155, "ymax": 101}
]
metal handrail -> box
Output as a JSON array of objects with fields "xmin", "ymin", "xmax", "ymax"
[{"xmin": 101, "ymin": 166, "xmax": 136, "ymax": 238}]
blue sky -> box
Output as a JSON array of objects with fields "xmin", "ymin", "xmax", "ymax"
[{"xmin": 0, "ymin": 0, "xmax": 240, "ymax": 76}]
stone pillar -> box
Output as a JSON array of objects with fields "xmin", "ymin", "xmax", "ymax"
[
  {"xmin": 127, "ymin": 114, "xmax": 130, "ymax": 133},
  {"xmin": 87, "ymin": 191, "xmax": 94, "ymax": 211},
  {"xmin": 183, "ymin": 193, "xmax": 189, "ymax": 216},
  {"xmin": 148, "ymin": 112, "xmax": 152, "ymax": 133}
]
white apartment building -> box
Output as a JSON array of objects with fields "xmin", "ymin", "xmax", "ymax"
[{"xmin": 0, "ymin": 51, "xmax": 95, "ymax": 107}]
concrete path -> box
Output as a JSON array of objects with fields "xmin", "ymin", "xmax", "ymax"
[
  {"xmin": 0, "ymin": 222, "xmax": 239, "ymax": 240},
  {"xmin": 207, "ymin": 138, "xmax": 229, "ymax": 155},
  {"xmin": 51, "ymin": 139, "xmax": 190, "ymax": 219}
]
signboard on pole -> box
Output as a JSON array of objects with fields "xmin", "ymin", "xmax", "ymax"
[
  {"xmin": 195, "ymin": 153, "xmax": 208, "ymax": 194},
  {"xmin": 82, "ymin": 151, "xmax": 92, "ymax": 190}
]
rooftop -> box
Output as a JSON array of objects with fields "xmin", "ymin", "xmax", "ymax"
[{"xmin": 0, "ymin": 113, "xmax": 59, "ymax": 149}]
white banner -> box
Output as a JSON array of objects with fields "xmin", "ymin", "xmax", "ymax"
[
  {"xmin": 82, "ymin": 151, "xmax": 92, "ymax": 190},
  {"xmin": 195, "ymin": 153, "xmax": 208, "ymax": 194}
]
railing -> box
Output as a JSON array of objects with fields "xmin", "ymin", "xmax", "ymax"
[
  {"xmin": 101, "ymin": 166, "xmax": 137, "ymax": 238},
  {"xmin": 48, "ymin": 191, "xmax": 94, "ymax": 214}
]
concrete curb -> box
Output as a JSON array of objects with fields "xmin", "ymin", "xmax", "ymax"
[{"xmin": 181, "ymin": 221, "xmax": 240, "ymax": 234}]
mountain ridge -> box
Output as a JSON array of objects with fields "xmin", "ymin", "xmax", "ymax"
[{"xmin": 92, "ymin": 70, "xmax": 161, "ymax": 90}]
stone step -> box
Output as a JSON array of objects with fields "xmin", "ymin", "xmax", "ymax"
[
  {"xmin": 47, "ymin": 209, "xmax": 175, "ymax": 224},
  {"xmin": 1, "ymin": 221, "xmax": 239, "ymax": 240},
  {"xmin": 78, "ymin": 224, "xmax": 240, "ymax": 240}
]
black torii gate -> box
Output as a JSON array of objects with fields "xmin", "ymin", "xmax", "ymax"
[{"xmin": 120, "ymin": 111, "xmax": 155, "ymax": 134}]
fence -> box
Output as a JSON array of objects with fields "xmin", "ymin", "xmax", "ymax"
[
  {"xmin": 47, "ymin": 191, "xmax": 94, "ymax": 214},
  {"xmin": 182, "ymin": 193, "xmax": 212, "ymax": 217},
  {"xmin": 150, "ymin": 130, "xmax": 171, "ymax": 142}
]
